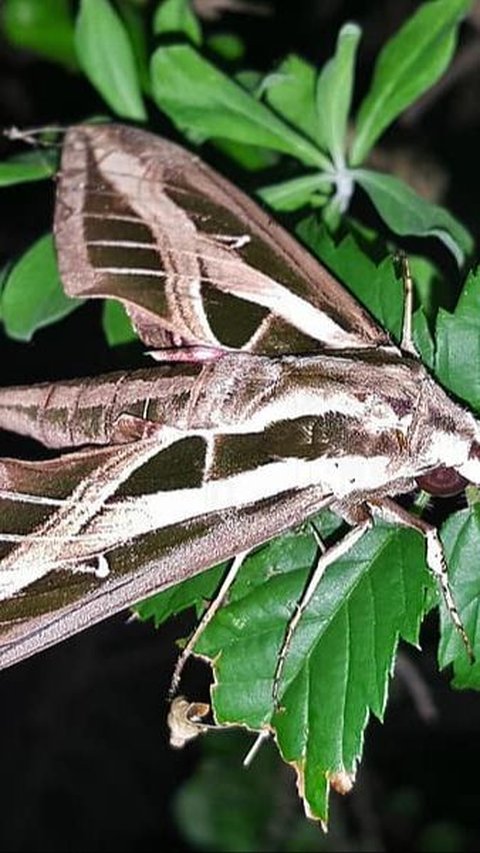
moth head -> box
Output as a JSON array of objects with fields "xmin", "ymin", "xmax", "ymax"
[
  {"xmin": 427, "ymin": 413, "xmax": 480, "ymax": 493},
  {"xmin": 415, "ymin": 378, "xmax": 480, "ymax": 495}
]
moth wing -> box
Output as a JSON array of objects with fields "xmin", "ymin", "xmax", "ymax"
[
  {"xmin": 55, "ymin": 123, "xmax": 391, "ymax": 356},
  {"xmin": 0, "ymin": 434, "xmax": 332, "ymax": 668}
]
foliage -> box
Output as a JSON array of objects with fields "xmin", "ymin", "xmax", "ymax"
[
  {"xmin": 1, "ymin": 234, "xmax": 82, "ymax": 341},
  {"xmin": 0, "ymin": 0, "xmax": 478, "ymax": 827}
]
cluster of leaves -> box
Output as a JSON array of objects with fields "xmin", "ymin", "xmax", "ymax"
[
  {"xmin": 0, "ymin": 0, "xmax": 473, "ymax": 337},
  {"xmin": 1, "ymin": 0, "xmax": 479, "ymax": 825},
  {"xmin": 137, "ymin": 230, "xmax": 480, "ymax": 821}
]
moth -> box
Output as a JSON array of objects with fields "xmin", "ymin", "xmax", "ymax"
[{"xmin": 0, "ymin": 122, "xmax": 478, "ymax": 682}]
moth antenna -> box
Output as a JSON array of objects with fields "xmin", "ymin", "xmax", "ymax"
[
  {"xmin": 3, "ymin": 124, "xmax": 67, "ymax": 147},
  {"xmin": 272, "ymin": 518, "xmax": 373, "ymax": 709},
  {"xmin": 168, "ymin": 550, "xmax": 248, "ymax": 699},
  {"xmin": 2, "ymin": 124, "xmax": 62, "ymax": 190},
  {"xmin": 396, "ymin": 250, "xmax": 419, "ymax": 357}
]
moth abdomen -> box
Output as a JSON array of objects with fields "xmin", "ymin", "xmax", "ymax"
[{"xmin": 0, "ymin": 365, "xmax": 200, "ymax": 449}]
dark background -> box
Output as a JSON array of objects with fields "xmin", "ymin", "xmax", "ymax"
[{"xmin": 1, "ymin": 1, "xmax": 480, "ymax": 850}]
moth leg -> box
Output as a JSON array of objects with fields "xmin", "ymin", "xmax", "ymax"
[
  {"xmin": 369, "ymin": 497, "xmax": 474, "ymax": 661},
  {"xmin": 397, "ymin": 252, "xmax": 419, "ymax": 357},
  {"xmin": 169, "ymin": 550, "xmax": 249, "ymax": 698},
  {"xmin": 272, "ymin": 513, "xmax": 373, "ymax": 708}
]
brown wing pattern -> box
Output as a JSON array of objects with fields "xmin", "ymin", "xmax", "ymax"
[
  {"xmin": 0, "ymin": 440, "xmax": 331, "ymax": 668},
  {"xmin": 0, "ymin": 122, "xmax": 395, "ymax": 668},
  {"xmin": 54, "ymin": 123, "xmax": 391, "ymax": 355}
]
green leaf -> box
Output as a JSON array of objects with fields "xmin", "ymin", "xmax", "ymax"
[
  {"xmin": 434, "ymin": 269, "xmax": 480, "ymax": 408},
  {"xmin": 75, "ymin": 0, "xmax": 146, "ymax": 121},
  {"xmin": 258, "ymin": 173, "xmax": 332, "ymax": 211},
  {"xmin": 175, "ymin": 734, "xmax": 323, "ymax": 852},
  {"xmin": 438, "ymin": 506, "xmax": 480, "ymax": 689},
  {"xmin": 409, "ymin": 254, "xmax": 447, "ymax": 320},
  {"xmin": 413, "ymin": 308, "xmax": 435, "ymax": 369},
  {"xmin": 174, "ymin": 734, "xmax": 278, "ymax": 851},
  {"xmin": 193, "ymin": 523, "xmax": 429, "ymax": 822},
  {"xmin": 150, "ymin": 45, "xmax": 329, "ymax": 167},
  {"xmin": 117, "ymin": 0, "xmax": 151, "ymax": 95},
  {"xmin": 354, "ymin": 168, "xmax": 473, "ymax": 265},
  {"xmin": 351, "ymin": 0, "xmax": 470, "ymax": 164},
  {"xmin": 235, "ymin": 69, "xmax": 262, "ymax": 94},
  {"xmin": 209, "ymin": 68, "xmax": 281, "ymax": 170},
  {"xmin": 297, "ymin": 217, "xmax": 404, "ymax": 339},
  {"xmin": 322, "ymin": 195, "xmax": 343, "ymax": 231},
  {"xmin": 316, "ymin": 22, "xmax": 361, "ymax": 165},
  {"xmin": 263, "ymin": 54, "xmax": 319, "ymax": 145},
  {"xmin": 153, "ymin": 0, "xmax": 202, "ymax": 45},
  {"xmin": 0, "ymin": 264, "xmax": 13, "ymax": 319},
  {"xmin": 0, "ymin": 150, "xmax": 57, "ymax": 187},
  {"xmin": 1, "ymin": 0, "xmax": 77, "ymax": 68},
  {"xmin": 136, "ymin": 512, "xmax": 343, "ymax": 631},
  {"xmin": 445, "ymin": 265, "xmax": 480, "ymax": 321},
  {"xmin": 212, "ymin": 138, "xmax": 280, "ymax": 171},
  {"xmin": 207, "ymin": 32, "xmax": 245, "ymax": 62},
  {"xmin": 1, "ymin": 234, "xmax": 82, "ymax": 341},
  {"xmin": 135, "ymin": 563, "xmax": 225, "ymax": 627},
  {"xmin": 102, "ymin": 300, "xmax": 138, "ymax": 346}
]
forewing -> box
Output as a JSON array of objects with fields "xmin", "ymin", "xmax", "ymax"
[
  {"xmin": 0, "ymin": 434, "xmax": 331, "ymax": 668},
  {"xmin": 54, "ymin": 123, "xmax": 390, "ymax": 355}
]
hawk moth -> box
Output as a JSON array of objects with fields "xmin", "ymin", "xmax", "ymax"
[{"xmin": 0, "ymin": 122, "xmax": 478, "ymax": 681}]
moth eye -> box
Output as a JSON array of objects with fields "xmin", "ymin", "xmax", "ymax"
[{"xmin": 416, "ymin": 466, "xmax": 469, "ymax": 497}]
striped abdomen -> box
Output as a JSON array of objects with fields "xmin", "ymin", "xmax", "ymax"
[{"xmin": 0, "ymin": 364, "xmax": 201, "ymax": 448}]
